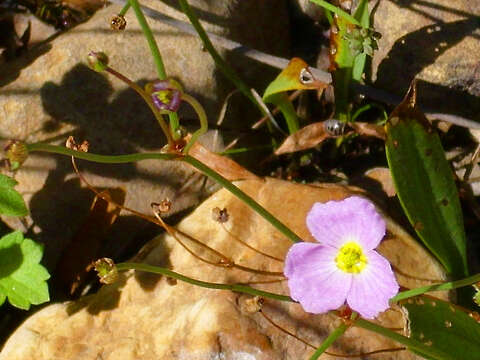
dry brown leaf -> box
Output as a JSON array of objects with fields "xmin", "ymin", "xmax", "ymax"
[
  {"xmin": 275, "ymin": 122, "xmax": 329, "ymax": 155},
  {"xmin": 189, "ymin": 141, "xmax": 260, "ymax": 181},
  {"xmin": 365, "ymin": 167, "xmax": 397, "ymax": 197},
  {"xmin": 350, "ymin": 122, "xmax": 386, "ymax": 140}
]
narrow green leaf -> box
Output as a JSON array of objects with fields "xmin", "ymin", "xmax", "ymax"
[
  {"xmin": 352, "ymin": 53, "xmax": 366, "ymax": 81},
  {"xmin": 353, "ymin": 0, "xmax": 370, "ymax": 28},
  {"xmin": 264, "ymin": 93, "xmax": 299, "ymax": 134},
  {"xmin": 402, "ymin": 296, "xmax": 480, "ymax": 360},
  {"xmin": 0, "ymin": 231, "xmax": 50, "ymax": 310},
  {"xmin": 309, "ymin": 0, "xmax": 362, "ymax": 27},
  {"xmin": 0, "ymin": 174, "xmax": 28, "ymax": 216},
  {"xmin": 263, "ymin": 58, "xmax": 327, "ymax": 134},
  {"xmin": 385, "ymin": 82, "xmax": 468, "ymax": 278},
  {"xmin": 352, "ymin": 0, "xmax": 370, "ymax": 81}
]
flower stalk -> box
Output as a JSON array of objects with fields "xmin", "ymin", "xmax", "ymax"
[
  {"xmin": 309, "ymin": 322, "xmax": 349, "ymax": 360},
  {"xmin": 127, "ymin": 0, "xmax": 180, "ymax": 136},
  {"xmin": 24, "ymin": 143, "xmax": 303, "ymax": 244},
  {"xmin": 116, "ymin": 262, "xmax": 293, "ymax": 302}
]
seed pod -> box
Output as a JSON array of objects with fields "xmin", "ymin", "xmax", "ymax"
[{"xmin": 110, "ymin": 14, "xmax": 126, "ymax": 30}]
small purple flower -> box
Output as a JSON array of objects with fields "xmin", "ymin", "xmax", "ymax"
[
  {"xmin": 284, "ymin": 196, "xmax": 399, "ymax": 319},
  {"xmin": 149, "ymin": 80, "xmax": 182, "ymax": 112}
]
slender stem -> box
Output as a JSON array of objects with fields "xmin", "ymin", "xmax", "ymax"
[
  {"xmin": 119, "ymin": 3, "xmax": 130, "ymax": 16},
  {"xmin": 128, "ymin": 0, "xmax": 165, "ymax": 77},
  {"xmin": 25, "ymin": 143, "xmax": 303, "ymax": 244},
  {"xmin": 181, "ymin": 93, "xmax": 208, "ymax": 154},
  {"xmin": 392, "ymin": 273, "xmax": 480, "ymax": 302},
  {"xmin": 127, "ymin": 0, "xmax": 180, "ymax": 137},
  {"xmin": 183, "ymin": 155, "xmax": 303, "ymax": 243},
  {"xmin": 177, "ymin": 0, "xmax": 266, "ymax": 117},
  {"xmin": 105, "ymin": 66, "xmax": 173, "ymax": 146},
  {"xmin": 309, "ymin": 323, "xmax": 349, "ymax": 360},
  {"xmin": 354, "ymin": 318, "xmax": 449, "ymax": 360},
  {"xmin": 309, "ymin": 0, "xmax": 362, "ymax": 27},
  {"xmin": 116, "ymin": 262, "xmax": 293, "ymax": 302},
  {"xmin": 26, "ymin": 143, "xmax": 178, "ymax": 162}
]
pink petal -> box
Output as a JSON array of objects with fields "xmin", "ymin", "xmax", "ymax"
[
  {"xmin": 346, "ymin": 250, "xmax": 399, "ymax": 319},
  {"xmin": 284, "ymin": 243, "xmax": 352, "ymax": 314},
  {"xmin": 306, "ymin": 196, "xmax": 385, "ymax": 250}
]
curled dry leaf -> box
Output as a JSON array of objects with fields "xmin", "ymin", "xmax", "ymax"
[
  {"xmin": 188, "ymin": 141, "xmax": 260, "ymax": 181},
  {"xmin": 276, "ymin": 121, "xmax": 387, "ymax": 155},
  {"xmin": 275, "ymin": 122, "xmax": 329, "ymax": 155},
  {"xmin": 349, "ymin": 122, "xmax": 386, "ymax": 140}
]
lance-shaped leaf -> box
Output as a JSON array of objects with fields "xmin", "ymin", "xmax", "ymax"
[
  {"xmin": 275, "ymin": 122, "xmax": 329, "ymax": 155},
  {"xmin": 401, "ymin": 296, "xmax": 480, "ymax": 359},
  {"xmin": 263, "ymin": 58, "xmax": 328, "ymax": 134},
  {"xmin": 385, "ymin": 81, "xmax": 468, "ymax": 278}
]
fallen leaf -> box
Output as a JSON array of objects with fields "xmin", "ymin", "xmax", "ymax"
[
  {"xmin": 350, "ymin": 122, "xmax": 386, "ymax": 140},
  {"xmin": 275, "ymin": 122, "xmax": 330, "ymax": 155},
  {"xmin": 189, "ymin": 141, "xmax": 260, "ymax": 181}
]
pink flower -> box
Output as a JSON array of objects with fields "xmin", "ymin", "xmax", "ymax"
[
  {"xmin": 147, "ymin": 80, "xmax": 182, "ymax": 112},
  {"xmin": 284, "ymin": 196, "xmax": 399, "ymax": 319}
]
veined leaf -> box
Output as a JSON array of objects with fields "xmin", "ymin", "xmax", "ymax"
[
  {"xmin": 0, "ymin": 231, "xmax": 50, "ymax": 310},
  {"xmin": 0, "ymin": 174, "xmax": 28, "ymax": 216},
  {"xmin": 385, "ymin": 81, "xmax": 468, "ymax": 278},
  {"xmin": 402, "ymin": 296, "xmax": 480, "ymax": 359}
]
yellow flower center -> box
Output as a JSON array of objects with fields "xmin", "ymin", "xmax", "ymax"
[
  {"xmin": 335, "ymin": 241, "xmax": 367, "ymax": 274},
  {"xmin": 155, "ymin": 90, "xmax": 172, "ymax": 104}
]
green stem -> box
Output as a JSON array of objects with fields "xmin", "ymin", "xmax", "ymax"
[
  {"xmin": 355, "ymin": 318, "xmax": 450, "ymax": 359},
  {"xmin": 116, "ymin": 262, "xmax": 293, "ymax": 302},
  {"xmin": 119, "ymin": 3, "xmax": 130, "ymax": 16},
  {"xmin": 181, "ymin": 93, "xmax": 208, "ymax": 154},
  {"xmin": 392, "ymin": 273, "xmax": 480, "ymax": 303},
  {"xmin": 309, "ymin": 0, "xmax": 362, "ymax": 27},
  {"xmin": 25, "ymin": 143, "xmax": 303, "ymax": 244},
  {"xmin": 128, "ymin": 0, "xmax": 165, "ymax": 78},
  {"xmin": 26, "ymin": 143, "xmax": 178, "ymax": 162},
  {"xmin": 183, "ymin": 155, "xmax": 303, "ymax": 243},
  {"xmin": 177, "ymin": 0, "xmax": 266, "ymax": 117},
  {"xmin": 221, "ymin": 145, "xmax": 273, "ymax": 155},
  {"xmin": 128, "ymin": 0, "xmax": 180, "ymax": 137},
  {"xmin": 309, "ymin": 323, "xmax": 349, "ymax": 360}
]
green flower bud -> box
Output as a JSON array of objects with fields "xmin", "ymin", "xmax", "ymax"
[
  {"xmin": 93, "ymin": 258, "xmax": 118, "ymax": 284},
  {"xmin": 4, "ymin": 140, "xmax": 28, "ymax": 170},
  {"xmin": 87, "ymin": 51, "xmax": 109, "ymax": 72}
]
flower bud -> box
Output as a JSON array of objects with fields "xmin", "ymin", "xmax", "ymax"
[
  {"xmin": 87, "ymin": 51, "xmax": 109, "ymax": 72},
  {"xmin": 110, "ymin": 15, "xmax": 126, "ymax": 30},
  {"xmin": 93, "ymin": 258, "xmax": 118, "ymax": 284},
  {"xmin": 4, "ymin": 140, "xmax": 28, "ymax": 170},
  {"xmin": 145, "ymin": 79, "xmax": 182, "ymax": 112}
]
